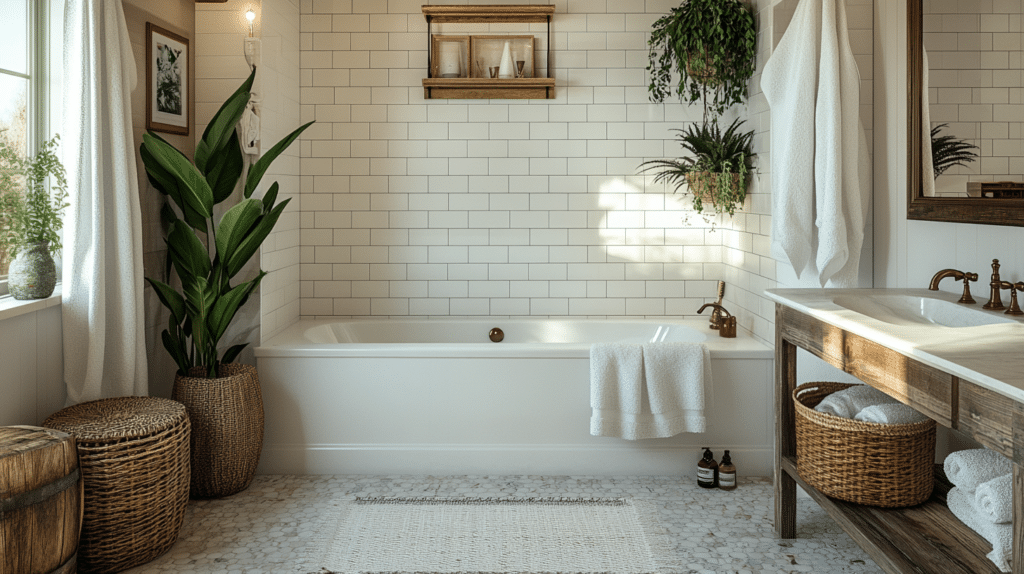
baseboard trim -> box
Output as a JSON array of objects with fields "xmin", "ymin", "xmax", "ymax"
[{"xmin": 257, "ymin": 443, "xmax": 773, "ymax": 477}]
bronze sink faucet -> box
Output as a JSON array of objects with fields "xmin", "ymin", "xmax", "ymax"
[
  {"xmin": 928, "ymin": 268, "xmax": 978, "ymax": 304},
  {"xmin": 984, "ymin": 259, "xmax": 1005, "ymax": 310}
]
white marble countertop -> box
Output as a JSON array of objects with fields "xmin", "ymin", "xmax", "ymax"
[{"xmin": 766, "ymin": 288, "xmax": 1024, "ymax": 403}]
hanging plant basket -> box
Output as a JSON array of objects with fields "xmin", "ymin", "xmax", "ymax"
[
  {"xmin": 685, "ymin": 170, "xmax": 748, "ymax": 214},
  {"xmin": 684, "ymin": 49, "xmax": 730, "ymax": 87}
]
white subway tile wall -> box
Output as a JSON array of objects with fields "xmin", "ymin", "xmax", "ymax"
[
  {"xmin": 290, "ymin": 0, "xmax": 872, "ymax": 345},
  {"xmin": 923, "ymin": 1, "xmax": 1023, "ymax": 197},
  {"xmin": 197, "ymin": 0, "xmax": 303, "ymax": 342}
]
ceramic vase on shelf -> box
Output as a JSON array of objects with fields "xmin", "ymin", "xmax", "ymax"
[
  {"xmin": 498, "ymin": 40, "xmax": 514, "ymax": 79},
  {"xmin": 8, "ymin": 241, "xmax": 57, "ymax": 300}
]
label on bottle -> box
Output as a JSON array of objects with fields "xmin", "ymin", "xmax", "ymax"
[
  {"xmin": 719, "ymin": 472, "xmax": 736, "ymax": 488},
  {"xmin": 697, "ymin": 467, "xmax": 715, "ymax": 481}
]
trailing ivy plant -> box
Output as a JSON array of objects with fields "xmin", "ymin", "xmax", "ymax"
[
  {"xmin": 141, "ymin": 67, "xmax": 312, "ymax": 378},
  {"xmin": 930, "ymin": 123, "xmax": 978, "ymax": 178},
  {"xmin": 647, "ymin": 0, "xmax": 757, "ymax": 123},
  {"xmin": 0, "ymin": 134, "xmax": 69, "ymax": 261},
  {"xmin": 639, "ymin": 118, "xmax": 755, "ymax": 218}
]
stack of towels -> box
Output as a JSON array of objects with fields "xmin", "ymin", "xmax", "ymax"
[
  {"xmin": 813, "ymin": 384, "xmax": 930, "ymax": 424},
  {"xmin": 944, "ymin": 449, "xmax": 1014, "ymax": 572}
]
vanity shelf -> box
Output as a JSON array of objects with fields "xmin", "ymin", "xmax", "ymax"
[
  {"xmin": 783, "ymin": 457, "xmax": 999, "ymax": 574},
  {"xmin": 421, "ymin": 5, "xmax": 555, "ymax": 100},
  {"xmin": 772, "ymin": 300, "xmax": 1024, "ymax": 574}
]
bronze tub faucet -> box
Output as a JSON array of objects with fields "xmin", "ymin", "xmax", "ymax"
[{"xmin": 928, "ymin": 268, "xmax": 978, "ymax": 304}]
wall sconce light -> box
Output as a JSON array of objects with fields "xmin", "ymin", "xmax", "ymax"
[{"xmin": 245, "ymin": 10, "xmax": 256, "ymax": 37}]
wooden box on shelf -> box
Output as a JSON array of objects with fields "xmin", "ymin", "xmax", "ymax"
[{"xmin": 422, "ymin": 4, "xmax": 556, "ymax": 100}]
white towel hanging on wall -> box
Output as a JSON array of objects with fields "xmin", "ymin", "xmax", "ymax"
[{"xmin": 761, "ymin": 0, "xmax": 870, "ymax": 287}]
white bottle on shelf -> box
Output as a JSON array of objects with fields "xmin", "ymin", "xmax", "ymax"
[{"xmin": 498, "ymin": 40, "xmax": 514, "ymax": 79}]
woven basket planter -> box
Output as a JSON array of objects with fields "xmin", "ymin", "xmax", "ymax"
[
  {"xmin": 42, "ymin": 397, "xmax": 190, "ymax": 573},
  {"xmin": 685, "ymin": 171, "xmax": 747, "ymax": 210},
  {"xmin": 173, "ymin": 363, "xmax": 264, "ymax": 499},
  {"xmin": 794, "ymin": 382, "xmax": 936, "ymax": 508}
]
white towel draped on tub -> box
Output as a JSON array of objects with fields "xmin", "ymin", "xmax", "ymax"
[
  {"xmin": 761, "ymin": 0, "xmax": 870, "ymax": 287},
  {"xmin": 590, "ymin": 343, "xmax": 711, "ymax": 440}
]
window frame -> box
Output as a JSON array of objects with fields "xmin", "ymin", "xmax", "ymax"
[{"xmin": 0, "ymin": 0, "xmax": 49, "ymax": 298}]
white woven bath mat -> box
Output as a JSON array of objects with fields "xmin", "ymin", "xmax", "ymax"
[{"xmin": 300, "ymin": 497, "xmax": 681, "ymax": 574}]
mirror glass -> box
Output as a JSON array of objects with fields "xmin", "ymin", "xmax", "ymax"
[{"xmin": 909, "ymin": 0, "xmax": 1024, "ymax": 225}]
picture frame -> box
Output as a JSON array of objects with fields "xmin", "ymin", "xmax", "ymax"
[
  {"xmin": 146, "ymin": 23, "xmax": 190, "ymax": 135},
  {"xmin": 470, "ymin": 35, "xmax": 535, "ymax": 79},
  {"xmin": 431, "ymin": 35, "xmax": 470, "ymax": 79}
]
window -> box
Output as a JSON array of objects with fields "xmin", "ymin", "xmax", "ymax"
[{"xmin": 0, "ymin": 1, "xmax": 47, "ymax": 295}]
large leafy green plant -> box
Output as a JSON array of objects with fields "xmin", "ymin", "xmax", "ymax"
[
  {"xmin": 647, "ymin": 0, "xmax": 757, "ymax": 123},
  {"xmin": 639, "ymin": 118, "xmax": 754, "ymax": 216},
  {"xmin": 142, "ymin": 69, "xmax": 311, "ymax": 377},
  {"xmin": 0, "ymin": 135, "xmax": 69, "ymax": 261}
]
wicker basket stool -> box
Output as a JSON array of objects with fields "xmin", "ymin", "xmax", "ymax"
[
  {"xmin": 43, "ymin": 397, "xmax": 190, "ymax": 573},
  {"xmin": 794, "ymin": 382, "xmax": 936, "ymax": 508}
]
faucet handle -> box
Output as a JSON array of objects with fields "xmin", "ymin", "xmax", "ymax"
[
  {"xmin": 958, "ymin": 272, "xmax": 979, "ymax": 304},
  {"xmin": 999, "ymin": 281, "xmax": 1024, "ymax": 316}
]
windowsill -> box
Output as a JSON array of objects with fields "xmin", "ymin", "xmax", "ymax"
[{"xmin": 0, "ymin": 283, "xmax": 62, "ymax": 322}]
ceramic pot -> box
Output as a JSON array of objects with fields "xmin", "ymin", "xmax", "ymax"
[
  {"xmin": 8, "ymin": 241, "xmax": 57, "ymax": 300},
  {"xmin": 172, "ymin": 363, "xmax": 264, "ymax": 499}
]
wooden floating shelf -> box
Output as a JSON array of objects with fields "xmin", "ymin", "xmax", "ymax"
[
  {"xmin": 422, "ymin": 77, "xmax": 555, "ymax": 100},
  {"xmin": 782, "ymin": 456, "xmax": 1001, "ymax": 574},
  {"xmin": 422, "ymin": 5, "xmax": 555, "ymax": 24},
  {"xmin": 422, "ymin": 5, "xmax": 555, "ymax": 100}
]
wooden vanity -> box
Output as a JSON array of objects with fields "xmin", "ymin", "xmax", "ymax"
[{"xmin": 771, "ymin": 292, "xmax": 1024, "ymax": 574}]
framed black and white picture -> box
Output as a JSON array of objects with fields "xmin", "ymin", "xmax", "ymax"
[{"xmin": 146, "ymin": 23, "xmax": 190, "ymax": 135}]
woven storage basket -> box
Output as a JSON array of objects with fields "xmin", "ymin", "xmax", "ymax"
[
  {"xmin": 173, "ymin": 363, "xmax": 264, "ymax": 499},
  {"xmin": 42, "ymin": 397, "xmax": 190, "ymax": 574},
  {"xmin": 794, "ymin": 382, "xmax": 936, "ymax": 508}
]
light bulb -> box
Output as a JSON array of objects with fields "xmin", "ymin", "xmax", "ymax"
[{"xmin": 245, "ymin": 10, "xmax": 256, "ymax": 37}]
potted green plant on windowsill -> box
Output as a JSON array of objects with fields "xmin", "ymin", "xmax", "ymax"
[
  {"xmin": 0, "ymin": 135, "xmax": 68, "ymax": 300},
  {"xmin": 639, "ymin": 118, "xmax": 755, "ymax": 219},
  {"xmin": 141, "ymin": 67, "xmax": 312, "ymax": 498},
  {"xmin": 647, "ymin": 0, "xmax": 757, "ymax": 123}
]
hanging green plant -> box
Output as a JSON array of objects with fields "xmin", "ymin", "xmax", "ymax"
[
  {"xmin": 647, "ymin": 0, "xmax": 757, "ymax": 122},
  {"xmin": 639, "ymin": 118, "xmax": 755, "ymax": 218}
]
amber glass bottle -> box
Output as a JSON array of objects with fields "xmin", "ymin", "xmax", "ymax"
[
  {"xmin": 718, "ymin": 450, "xmax": 737, "ymax": 491},
  {"xmin": 697, "ymin": 447, "xmax": 718, "ymax": 488}
]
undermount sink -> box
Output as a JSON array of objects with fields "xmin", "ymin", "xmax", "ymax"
[{"xmin": 832, "ymin": 294, "xmax": 1018, "ymax": 328}]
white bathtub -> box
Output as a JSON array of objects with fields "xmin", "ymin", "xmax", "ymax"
[{"xmin": 255, "ymin": 319, "xmax": 773, "ymax": 476}]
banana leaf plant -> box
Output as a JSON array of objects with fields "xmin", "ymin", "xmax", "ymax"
[{"xmin": 141, "ymin": 68, "xmax": 312, "ymax": 378}]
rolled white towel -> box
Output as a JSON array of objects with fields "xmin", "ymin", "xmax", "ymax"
[
  {"xmin": 944, "ymin": 449, "xmax": 1012, "ymax": 491},
  {"xmin": 976, "ymin": 473, "xmax": 1013, "ymax": 524},
  {"xmin": 814, "ymin": 384, "xmax": 899, "ymax": 419},
  {"xmin": 947, "ymin": 486, "xmax": 1011, "ymax": 572},
  {"xmin": 854, "ymin": 403, "xmax": 929, "ymax": 425}
]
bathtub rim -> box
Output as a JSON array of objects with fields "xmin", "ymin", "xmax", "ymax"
[{"xmin": 255, "ymin": 318, "xmax": 772, "ymax": 360}]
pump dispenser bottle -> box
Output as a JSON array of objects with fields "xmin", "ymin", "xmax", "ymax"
[
  {"xmin": 697, "ymin": 447, "xmax": 718, "ymax": 488},
  {"xmin": 718, "ymin": 450, "xmax": 736, "ymax": 491}
]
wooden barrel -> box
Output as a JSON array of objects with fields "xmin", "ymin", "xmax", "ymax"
[{"xmin": 0, "ymin": 426, "xmax": 83, "ymax": 574}]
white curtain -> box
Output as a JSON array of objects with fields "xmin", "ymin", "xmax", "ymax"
[{"xmin": 62, "ymin": 0, "xmax": 148, "ymax": 404}]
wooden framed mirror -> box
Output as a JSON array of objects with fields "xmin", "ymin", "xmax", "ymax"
[{"xmin": 907, "ymin": 0, "xmax": 1024, "ymax": 226}]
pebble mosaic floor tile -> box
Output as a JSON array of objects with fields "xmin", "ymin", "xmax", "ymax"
[{"xmin": 123, "ymin": 474, "xmax": 883, "ymax": 574}]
